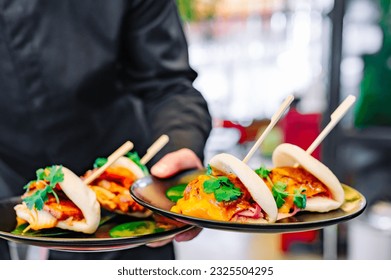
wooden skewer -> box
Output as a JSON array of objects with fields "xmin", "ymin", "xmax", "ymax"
[
  {"xmin": 140, "ymin": 134, "xmax": 170, "ymax": 165},
  {"xmin": 83, "ymin": 141, "xmax": 134, "ymax": 185},
  {"xmin": 242, "ymin": 94, "xmax": 294, "ymax": 164},
  {"xmin": 293, "ymin": 95, "xmax": 356, "ymax": 167},
  {"xmin": 307, "ymin": 94, "xmax": 356, "ymax": 155}
]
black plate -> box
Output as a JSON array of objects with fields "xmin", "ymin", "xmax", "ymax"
[
  {"xmin": 130, "ymin": 170, "xmax": 367, "ymax": 233},
  {"xmin": 0, "ymin": 197, "xmax": 193, "ymax": 252}
]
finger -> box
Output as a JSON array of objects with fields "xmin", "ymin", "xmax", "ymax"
[
  {"xmin": 146, "ymin": 237, "xmax": 174, "ymax": 248},
  {"xmin": 174, "ymin": 227, "xmax": 203, "ymax": 242},
  {"xmin": 151, "ymin": 148, "xmax": 203, "ymax": 178},
  {"xmin": 146, "ymin": 227, "xmax": 202, "ymax": 247}
]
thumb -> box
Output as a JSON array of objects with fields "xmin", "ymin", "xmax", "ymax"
[{"xmin": 150, "ymin": 148, "xmax": 203, "ymax": 178}]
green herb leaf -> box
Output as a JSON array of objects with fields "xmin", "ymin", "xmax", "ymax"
[
  {"xmin": 22, "ymin": 166, "xmax": 64, "ymax": 210},
  {"xmin": 125, "ymin": 151, "xmax": 149, "ymax": 175},
  {"xmin": 218, "ymin": 176, "xmax": 233, "ymax": 186},
  {"xmin": 36, "ymin": 168, "xmax": 46, "ymax": 181},
  {"xmin": 46, "ymin": 165, "xmax": 64, "ymax": 186},
  {"xmin": 255, "ymin": 165, "xmax": 271, "ymax": 179},
  {"xmin": 214, "ymin": 185, "xmax": 242, "ymax": 202},
  {"xmin": 203, "ymin": 177, "xmax": 220, "ymax": 193},
  {"xmin": 293, "ymin": 188, "xmax": 307, "ymax": 209},
  {"xmin": 24, "ymin": 189, "xmax": 47, "ymax": 210},
  {"xmin": 272, "ymin": 182, "xmax": 288, "ymax": 208},
  {"xmin": 93, "ymin": 157, "xmax": 108, "ymax": 168},
  {"xmin": 203, "ymin": 176, "xmax": 242, "ymax": 202}
]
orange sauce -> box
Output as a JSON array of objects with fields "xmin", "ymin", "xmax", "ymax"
[{"xmin": 171, "ymin": 173, "xmax": 253, "ymax": 221}]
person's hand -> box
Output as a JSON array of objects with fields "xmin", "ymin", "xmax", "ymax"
[
  {"xmin": 150, "ymin": 148, "xmax": 203, "ymax": 178},
  {"xmin": 146, "ymin": 148, "xmax": 204, "ymax": 248}
]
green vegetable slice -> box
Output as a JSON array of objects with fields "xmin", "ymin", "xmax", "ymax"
[
  {"xmin": 109, "ymin": 221, "xmax": 158, "ymax": 238},
  {"xmin": 165, "ymin": 183, "xmax": 187, "ymax": 202}
]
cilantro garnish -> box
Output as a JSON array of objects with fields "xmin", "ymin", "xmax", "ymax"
[
  {"xmin": 23, "ymin": 166, "xmax": 64, "ymax": 210},
  {"xmin": 255, "ymin": 165, "xmax": 271, "ymax": 179},
  {"xmin": 293, "ymin": 187, "xmax": 307, "ymax": 209},
  {"xmin": 272, "ymin": 182, "xmax": 307, "ymax": 209},
  {"xmin": 93, "ymin": 157, "xmax": 107, "ymax": 168},
  {"xmin": 214, "ymin": 185, "xmax": 242, "ymax": 202},
  {"xmin": 203, "ymin": 176, "xmax": 242, "ymax": 202},
  {"xmin": 272, "ymin": 182, "xmax": 289, "ymax": 208}
]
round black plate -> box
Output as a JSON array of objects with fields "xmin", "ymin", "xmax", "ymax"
[
  {"xmin": 0, "ymin": 197, "xmax": 193, "ymax": 252},
  {"xmin": 130, "ymin": 169, "xmax": 367, "ymax": 233}
]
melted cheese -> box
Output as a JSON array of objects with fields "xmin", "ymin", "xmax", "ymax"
[{"xmin": 170, "ymin": 175, "xmax": 251, "ymax": 221}]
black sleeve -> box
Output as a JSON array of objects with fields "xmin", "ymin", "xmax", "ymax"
[{"xmin": 121, "ymin": 0, "xmax": 212, "ymax": 163}]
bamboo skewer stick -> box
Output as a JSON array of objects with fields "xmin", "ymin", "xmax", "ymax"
[
  {"xmin": 242, "ymin": 95, "xmax": 294, "ymax": 164},
  {"xmin": 306, "ymin": 95, "xmax": 356, "ymax": 156},
  {"xmin": 140, "ymin": 134, "xmax": 170, "ymax": 165},
  {"xmin": 83, "ymin": 134, "xmax": 169, "ymax": 185},
  {"xmin": 83, "ymin": 141, "xmax": 134, "ymax": 185},
  {"xmin": 293, "ymin": 94, "xmax": 356, "ymax": 167}
]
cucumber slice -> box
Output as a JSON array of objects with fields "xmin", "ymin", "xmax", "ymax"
[
  {"xmin": 165, "ymin": 183, "xmax": 187, "ymax": 202},
  {"xmin": 109, "ymin": 221, "xmax": 157, "ymax": 237}
]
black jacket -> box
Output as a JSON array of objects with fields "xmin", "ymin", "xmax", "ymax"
[{"xmin": 0, "ymin": 0, "xmax": 211, "ymax": 259}]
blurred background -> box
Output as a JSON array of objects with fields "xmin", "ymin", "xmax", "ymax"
[{"xmin": 173, "ymin": 0, "xmax": 391, "ymax": 260}]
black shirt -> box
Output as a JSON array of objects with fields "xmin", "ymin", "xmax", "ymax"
[{"xmin": 0, "ymin": 0, "xmax": 211, "ymax": 259}]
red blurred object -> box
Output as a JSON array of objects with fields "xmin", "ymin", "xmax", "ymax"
[
  {"xmin": 220, "ymin": 120, "xmax": 248, "ymax": 144},
  {"xmin": 278, "ymin": 105, "xmax": 322, "ymax": 252},
  {"xmin": 279, "ymin": 107, "xmax": 322, "ymax": 160}
]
